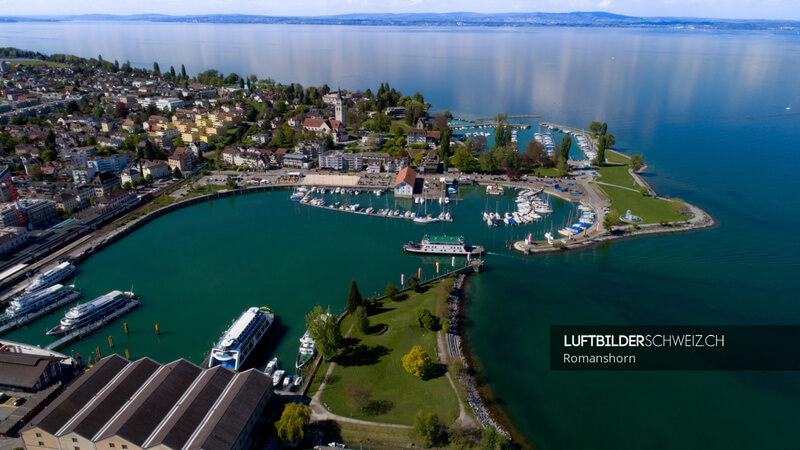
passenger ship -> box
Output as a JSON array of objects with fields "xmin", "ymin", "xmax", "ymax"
[
  {"xmin": 3, "ymin": 284, "xmax": 81, "ymax": 320},
  {"xmin": 46, "ymin": 290, "xmax": 138, "ymax": 336},
  {"xmin": 403, "ymin": 235, "xmax": 484, "ymax": 256},
  {"xmin": 209, "ymin": 307, "xmax": 274, "ymax": 371},
  {"xmin": 25, "ymin": 262, "xmax": 76, "ymax": 294}
]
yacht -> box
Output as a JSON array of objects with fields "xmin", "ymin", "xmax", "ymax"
[
  {"xmin": 46, "ymin": 290, "xmax": 138, "ymax": 336},
  {"xmin": 25, "ymin": 262, "xmax": 76, "ymax": 294},
  {"xmin": 209, "ymin": 307, "xmax": 275, "ymax": 372}
]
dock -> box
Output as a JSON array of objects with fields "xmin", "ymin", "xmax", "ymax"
[
  {"xmin": 296, "ymin": 195, "xmax": 454, "ymax": 222},
  {"xmin": 450, "ymin": 123, "xmax": 532, "ymax": 131},
  {"xmin": 0, "ymin": 290, "xmax": 82, "ymax": 336},
  {"xmin": 45, "ymin": 299, "xmax": 140, "ymax": 351}
]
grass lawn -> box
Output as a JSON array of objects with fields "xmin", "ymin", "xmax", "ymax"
[
  {"xmin": 595, "ymin": 184, "xmax": 688, "ymax": 223},
  {"xmin": 532, "ymin": 167, "xmax": 563, "ymax": 178},
  {"xmin": 605, "ymin": 150, "xmax": 630, "ymax": 164},
  {"xmin": 183, "ymin": 184, "xmax": 228, "ymax": 199},
  {"xmin": 333, "ymin": 421, "xmax": 423, "ymax": 449},
  {"xmin": 595, "ymin": 164, "xmax": 637, "ymax": 189},
  {"xmin": 390, "ymin": 120, "xmax": 411, "ymax": 135},
  {"xmin": 320, "ymin": 280, "xmax": 460, "ymax": 426},
  {"xmin": 12, "ymin": 60, "xmax": 67, "ymax": 68}
]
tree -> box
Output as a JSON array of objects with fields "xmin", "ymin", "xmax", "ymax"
[
  {"xmin": 596, "ymin": 135, "xmax": 606, "ymax": 165},
  {"xmin": 415, "ymin": 307, "xmax": 436, "ymax": 330},
  {"xmin": 114, "ymin": 102, "xmax": 129, "ymax": 118},
  {"xmin": 172, "ymin": 167, "xmax": 183, "ymax": 179},
  {"xmin": 181, "ymin": 63, "xmax": 187, "ymax": 78},
  {"xmin": 556, "ymin": 159, "xmax": 569, "ymax": 177},
  {"xmin": 41, "ymin": 148, "xmax": 57, "ymax": 162},
  {"xmin": 403, "ymin": 345, "xmax": 434, "ymax": 378},
  {"xmin": 92, "ymin": 104, "xmax": 104, "ymax": 119},
  {"xmin": 153, "ymin": 62, "xmax": 160, "ymax": 75},
  {"xmin": 480, "ymin": 426, "xmax": 511, "ymax": 449},
  {"xmin": 305, "ymin": 306, "xmax": 342, "ymax": 361},
  {"xmin": 354, "ymin": 306, "xmax": 369, "ymax": 334},
  {"xmin": 324, "ymin": 133, "xmax": 334, "ymax": 152},
  {"xmin": 588, "ymin": 121, "xmax": 602, "ymax": 135},
  {"xmin": 453, "ymin": 148, "xmax": 479, "ymax": 173},
  {"xmin": 347, "ymin": 279, "xmax": 363, "ymax": 314},
  {"xmin": 346, "ymin": 382, "xmax": 372, "ymax": 412},
  {"xmin": 384, "ymin": 282, "xmax": 399, "ymax": 301},
  {"xmin": 439, "ymin": 129, "xmax": 450, "ymax": 159},
  {"xmin": 560, "ymin": 135, "xmax": 572, "ymax": 162},
  {"xmin": 122, "ymin": 181, "xmax": 132, "ymax": 190},
  {"xmin": 275, "ymin": 403, "xmax": 310, "ymax": 443},
  {"xmin": 373, "ymin": 113, "xmax": 391, "ymax": 133},
  {"xmin": 603, "ymin": 210, "xmax": 618, "ymax": 231},
  {"xmin": 604, "ymin": 133, "xmax": 615, "ymax": 147},
  {"xmin": 600, "ymin": 122, "xmax": 608, "ymax": 136},
  {"xmin": 169, "ymin": 66, "xmax": 176, "ymax": 78},
  {"xmin": 478, "ymin": 150, "xmax": 497, "ymax": 173},
  {"xmin": 226, "ymin": 175, "xmax": 237, "ymax": 189},
  {"xmin": 413, "ymin": 411, "xmax": 444, "ymax": 448},
  {"xmin": 630, "ymin": 154, "xmax": 644, "ymax": 171},
  {"xmin": 407, "ymin": 274, "xmax": 420, "ymax": 291},
  {"xmin": 672, "ymin": 198, "xmax": 690, "ymax": 215}
]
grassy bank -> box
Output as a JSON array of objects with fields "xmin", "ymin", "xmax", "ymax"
[
  {"xmin": 320, "ymin": 279, "xmax": 460, "ymax": 426},
  {"xmin": 595, "ymin": 164, "xmax": 636, "ymax": 188},
  {"xmin": 595, "ymin": 184, "xmax": 687, "ymax": 223}
]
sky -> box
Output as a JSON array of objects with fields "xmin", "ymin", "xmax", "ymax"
[{"xmin": 1, "ymin": 0, "xmax": 799, "ymax": 21}]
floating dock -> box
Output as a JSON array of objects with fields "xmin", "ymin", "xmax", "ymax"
[
  {"xmin": 0, "ymin": 290, "xmax": 83, "ymax": 336},
  {"xmin": 44, "ymin": 299, "xmax": 140, "ymax": 351}
]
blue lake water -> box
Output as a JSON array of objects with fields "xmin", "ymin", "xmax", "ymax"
[{"xmin": 2, "ymin": 23, "xmax": 800, "ymax": 449}]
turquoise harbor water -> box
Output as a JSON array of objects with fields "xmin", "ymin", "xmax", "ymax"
[{"xmin": 2, "ymin": 24, "xmax": 800, "ymax": 448}]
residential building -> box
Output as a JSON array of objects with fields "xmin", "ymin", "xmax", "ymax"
[
  {"xmin": 87, "ymin": 154, "xmax": 130, "ymax": 174},
  {"xmin": 407, "ymin": 128, "xmax": 428, "ymax": 145},
  {"xmin": 53, "ymin": 192, "xmax": 79, "ymax": 214},
  {"xmin": 95, "ymin": 190, "xmax": 139, "ymax": 211},
  {"xmin": 282, "ymin": 153, "xmax": 311, "ymax": 169},
  {"xmin": 294, "ymin": 140, "xmax": 324, "ymax": 158},
  {"xmin": 168, "ymin": 150, "xmax": 194, "ymax": 175},
  {"xmin": 20, "ymin": 354, "xmax": 274, "ymax": 450},
  {"xmin": 142, "ymin": 160, "xmax": 170, "ymax": 179},
  {"xmin": 120, "ymin": 166, "xmax": 142, "ymax": 185},
  {"xmin": 0, "ymin": 199, "xmax": 58, "ymax": 229},
  {"xmin": 89, "ymin": 171, "xmax": 121, "ymax": 197},
  {"xmin": 72, "ymin": 167, "xmax": 96, "ymax": 185},
  {"xmin": 318, "ymin": 150, "xmax": 363, "ymax": 171},
  {"xmin": 394, "ymin": 166, "xmax": 418, "ymax": 198},
  {"xmin": 0, "ymin": 226, "xmax": 29, "ymax": 255}
]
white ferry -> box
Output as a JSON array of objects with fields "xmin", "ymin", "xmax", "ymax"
[
  {"xmin": 4, "ymin": 284, "xmax": 81, "ymax": 320},
  {"xmin": 296, "ymin": 330, "xmax": 316, "ymax": 369},
  {"xmin": 46, "ymin": 290, "xmax": 138, "ymax": 336},
  {"xmin": 403, "ymin": 235, "xmax": 484, "ymax": 256},
  {"xmin": 25, "ymin": 262, "xmax": 76, "ymax": 294},
  {"xmin": 209, "ymin": 307, "xmax": 274, "ymax": 372}
]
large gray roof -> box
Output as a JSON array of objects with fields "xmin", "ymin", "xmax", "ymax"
[{"xmin": 0, "ymin": 352, "xmax": 62, "ymax": 390}]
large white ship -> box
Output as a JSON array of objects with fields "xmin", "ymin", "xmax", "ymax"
[
  {"xmin": 403, "ymin": 235, "xmax": 484, "ymax": 256},
  {"xmin": 3, "ymin": 284, "xmax": 81, "ymax": 320},
  {"xmin": 46, "ymin": 290, "xmax": 138, "ymax": 336},
  {"xmin": 209, "ymin": 307, "xmax": 274, "ymax": 372},
  {"xmin": 25, "ymin": 262, "xmax": 76, "ymax": 294}
]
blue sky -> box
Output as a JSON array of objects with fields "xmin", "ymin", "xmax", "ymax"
[{"xmin": 2, "ymin": 0, "xmax": 799, "ymax": 21}]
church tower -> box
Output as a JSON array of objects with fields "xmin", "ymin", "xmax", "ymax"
[{"xmin": 334, "ymin": 89, "xmax": 345, "ymax": 126}]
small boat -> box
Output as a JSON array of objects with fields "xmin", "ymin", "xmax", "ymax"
[
  {"xmin": 283, "ymin": 375, "xmax": 293, "ymax": 387},
  {"xmin": 413, "ymin": 215, "xmax": 440, "ymax": 225},
  {"xmin": 265, "ymin": 357, "xmax": 278, "ymax": 376},
  {"xmin": 403, "ymin": 235, "xmax": 484, "ymax": 255},
  {"xmin": 294, "ymin": 376, "xmax": 303, "ymax": 387},
  {"xmin": 272, "ymin": 369, "xmax": 285, "ymax": 387}
]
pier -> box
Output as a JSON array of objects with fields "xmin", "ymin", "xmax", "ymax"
[
  {"xmin": 296, "ymin": 194, "xmax": 455, "ymax": 222},
  {"xmin": 44, "ymin": 299, "xmax": 140, "ymax": 351},
  {"xmin": 450, "ymin": 122, "xmax": 532, "ymax": 131}
]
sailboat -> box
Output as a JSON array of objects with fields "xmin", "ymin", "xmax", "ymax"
[{"xmin": 414, "ymin": 197, "xmax": 439, "ymax": 224}]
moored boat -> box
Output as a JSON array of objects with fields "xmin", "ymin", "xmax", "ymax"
[
  {"xmin": 25, "ymin": 262, "xmax": 76, "ymax": 294},
  {"xmin": 209, "ymin": 306, "xmax": 275, "ymax": 372},
  {"xmin": 403, "ymin": 235, "xmax": 484, "ymax": 256},
  {"xmin": 46, "ymin": 290, "xmax": 138, "ymax": 336},
  {"xmin": 296, "ymin": 329, "xmax": 317, "ymax": 369}
]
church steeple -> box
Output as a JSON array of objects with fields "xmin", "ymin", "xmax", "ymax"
[{"xmin": 334, "ymin": 85, "xmax": 345, "ymax": 126}]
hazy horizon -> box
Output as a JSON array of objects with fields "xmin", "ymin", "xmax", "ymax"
[{"xmin": 1, "ymin": 1, "xmax": 799, "ymax": 22}]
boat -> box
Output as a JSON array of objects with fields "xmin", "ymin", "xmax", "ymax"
[
  {"xmin": 209, "ymin": 306, "xmax": 275, "ymax": 372},
  {"xmin": 296, "ymin": 329, "xmax": 317, "ymax": 369},
  {"xmin": 265, "ymin": 357, "xmax": 278, "ymax": 376},
  {"xmin": 3, "ymin": 284, "xmax": 81, "ymax": 320},
  {"xmin": 272, "ymin": 369, "xmax": 285, "ymax": 387},
  {"xmin": 46, "ymin": 290, "xmax": 138, "ymax": 336},
  {"xmin": 294, "ymin": 376, "xmax": 303, "ymax": 387},
  {"xmin": 413, "ymin": 215, "xmax": 440, "ymax": 225},
  {"xmin": 403, "ymin": 235, "xmax": 484, "ymax": 256},
  {"xmin": 25, "ymin": 262, "xmax": 76, "ymax": 294},
  {"xmin": 283, "ymin": 375, "xmax": 293, "ymax": 387}
]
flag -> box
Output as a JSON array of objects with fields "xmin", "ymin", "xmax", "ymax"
[
  {"xmin": 418, "ymin": 268, "xmax": 421, "ymax": 278},
  {"xmin": 451, "ymin": 256, "xmax": 455, "ymax": 267},
  {"xmin": 467, "ymin": 251, "xmax": 471, "ymax": 261},
  {"xmin": 401, "ymin": 274, "xmax": 404, "ymax": 286},
  {"xmin": 436, "ymin": 262, "xmax": 440, "ymax": 274},
  {"xmin": 583, "ymin": 226, "xmax": 587, "ymax": 237},
  {"xmin": 596, "ymin": 222, "xmax": 599, "ymax": 231}
]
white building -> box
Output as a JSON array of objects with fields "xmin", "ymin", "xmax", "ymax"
[
  {"xmin": 72, "ymin": 167, "xmax": 97, "ymax": 185},
  {"xmin": 0, "ymin": 227, "xmax": 28, "ymax": 255},
  {"xmin": 87, "ymin": 154, "xmax": 130, "ymax": 174}
]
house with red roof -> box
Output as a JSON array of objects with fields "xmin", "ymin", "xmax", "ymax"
[{"xmin": 393, "ymin": 167, "xmax": 418, "ymax": 198}]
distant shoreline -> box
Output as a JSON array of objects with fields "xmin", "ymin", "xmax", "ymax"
[{"xmin": 1, "ymin": 13, "xmax": 798, "ymax": 31}]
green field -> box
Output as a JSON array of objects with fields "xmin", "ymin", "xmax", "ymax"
[
  {"xmin": 595, "ymin": 184, "xmax": 688, "ymax": 223},
  {"xmin": 604, "ymin": 150, "xmax": 630, "ymax": 164},
  {"xmin": 334, "ymin": 421, "xmax": 423, "ymax": 449},
  {"xmin": 9, "ymin": 60, "xmax": 67, "ymax": 68},
  {"xmin": 595, "ymin": 164, "xmax": 637, "ymax": 188},
  {"xmin": 183, "ymin": 184, "xmax": 228, "ymax": 199},
  {"xmin": 320, "ymin": 279, "xmax": 460, "ymax": 425}
]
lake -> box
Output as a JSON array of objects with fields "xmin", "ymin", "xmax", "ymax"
[{"xmin": 1, "ymin": 23, "xmax": 800, "ymax": 449}]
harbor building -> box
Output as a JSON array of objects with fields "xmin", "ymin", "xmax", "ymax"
[
  {"xmin": 21, "ymin": 354, "xmax": 275, "ymax": 450},
  {"xmin": 0, "ymin": 199, "xmax": 58, "ymax": 229},
  {"xmin": 394, "ymin": 167, "xmax": 418, "ymax": 198}
]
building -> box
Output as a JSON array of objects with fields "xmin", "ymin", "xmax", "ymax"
[
  {"xmin": 282, "ymin": 153, "xmax": 311, "ymax": 169},
  {"xmin": 294, "ymin": 140, "xmax": 324, "ymax": 158},
  {"xmin": 383, "ymin": 156, "xmax": 408, "ymax": 173},
  {"xmin": 394, "ymin": 167, "xmax": 417, "ymax": 198},
  {"xmin": 168, "ymin": 150, "xmax": 194, "ymax": 175},
  {"xmin": 21, "ymin": 354, "xmax": 274, "ymax": 450},
  {"xmin": 72, "ymin": 167, "xmax": 97, "ymax": 185},
  {"xmin": 407, "ymin": 129, "xmax": 428, "ymax": 145},
  {"xmin": 142, "ymin": 160, "xmax": 170, "ymax": 179},
  {"xmin": 334, "ymin": 90, "xmax": 345, "ymax": 126},
  {"xmin": 87, "ymin": 154, "xmax": 130, "ymax": 174},
  {"xmin": 53, "ymin": 192, "xmax": 80, "ymax": 214},
  {"xmin": 95, "ymin": 190, "xmax": 139, "ymax": 211},
  {"xmin": 0, "ymin": 199, "xmax": 58, "ymax": 229},
  {"xmin": 0, "ymin": 351, "xmax": 63, "ymax": 392},
  {"xmin": 318, "ymin": 150, "xmax": 363, "ymax": 171},
  {"xmin": 89, "ymin": 171, "xmax": 121, "ymax": 197},
  {"xmin": 120, "ymin": 166, "xmax": 142, "ymax": 185},
  {"xmin": 0, "ymin": 226, "xmax": 29, "ymax": 255}
]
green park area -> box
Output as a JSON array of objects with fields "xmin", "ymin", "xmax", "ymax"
[
  {"xmin": 595, "ymin": 164, "xmax": 637, "ymax": 188},
  {"xmin": 319, "ymin": 278, "xmax": 461, "ymax": 426},
  {"xmin": 596, "ymin": 184, "xmax": 687, "ymax": 224}
]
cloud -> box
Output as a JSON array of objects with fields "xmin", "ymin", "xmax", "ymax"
[{"xmin": 599, "ymin": 0, "xmax": 614, "ymax": 8}]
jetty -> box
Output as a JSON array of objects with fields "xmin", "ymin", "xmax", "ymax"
[
  {"xmin": 296, "ymin": 194, "xmax": 455, "ymax": 222},
  {"xmin": 450, "ymin": 122, "xmax": 531, "ymax": 131},
  {"xmin": 44, "ymin": 298, "xmax": 140, "ymax": 351},
  {"xmin": 0, "ymin": 289, "xmax": 82, "ymax": 335}
]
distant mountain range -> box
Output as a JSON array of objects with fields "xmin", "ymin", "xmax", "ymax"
[{"xmin": 1, "ymin": 12, "xmax": 798, "ymax": 30}]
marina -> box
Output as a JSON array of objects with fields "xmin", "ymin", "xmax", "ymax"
[
  {"xmin": 44, "ymin": 292, "xmax": 140, "ymax": 350},
  {"xmin": 294, "ymin": 188, "xmax": 456, "ymax": 223},
  {"xmin": 0, "ymin": 284, "xmax": 83, "ymax": 335}
]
